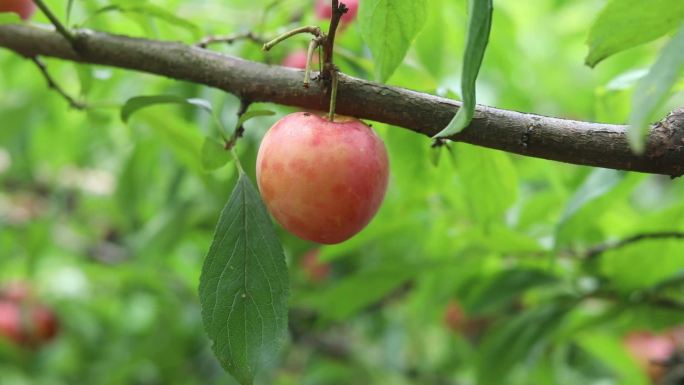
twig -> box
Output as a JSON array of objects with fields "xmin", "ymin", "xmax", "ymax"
[
  {"xmin": 32, "ymin": 0, "xmax": 78, "ymax": 48},
  {"xmin": 585, "ymin": 232, "xmax": 684, "ymax": 259},
  {"xmin": 225, "ymin": 99, "xmax": 252, "ymax": 150},
  {"xmin": 262, "ymin": 26, "xmax": 322, "ymax": 51},
  {"xmin": 322, "ymin": 0, "xmax": 347, "ymax": 73},
  {"xmin": 196, "ymin": 32, "xmax": 265, "ymax": 49},
  {"xmin": 31, "ymin": 57, "xmax": 86, "ymax": 110},
  {"xmin": 303, "ymin": 38, "xmax": 320, "ymax": 87}
]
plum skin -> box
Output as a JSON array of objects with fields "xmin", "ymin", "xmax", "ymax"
[
  {"xmin": 282, "ymin": 49, "xmax": 310, "ymax": 70},
  {"xmin": 0, "ymin": 0, "xmax": 36, "ymax": 20},
  {"xmin": 256, "ymin": 112, "xmax": 389, "ymax": 244}
]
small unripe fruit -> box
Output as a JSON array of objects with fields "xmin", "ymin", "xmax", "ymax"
[
  {"xmin": 257, "ymin": 112, "xmax": 389, "ymax": 244},
  {"xmin": 0, "ymin": 0, "xmax": 36, "ymax": 21},
  {"xmin": 282, "ymin": 50, "xmax": 309, "ymax": 70},
  {"xmin": 315, "ymin": 0, "xmax": 359, "ymax": 24}
]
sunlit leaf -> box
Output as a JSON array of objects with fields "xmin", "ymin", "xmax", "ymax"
[
  {"xmin": 0, "ymin": 13, "xmax": 21, "ymax": 24},
  {"xmin": 359, "ymin": 0, "xmax": 428, "ymax": 82},
  {"xmin": 585, "ymin": 0, "xmax": 684, "ymax": 67},
  {"xmin": 201, "ymin": 137, "xmax": 230, "ymax": 171},
  {"xmin": 477, "ymin": 302, "xmax": 574, "ymax": 385},
  {"xmin": 434, "ymin": 0, "xmax": 493, "ymax": 137},
  {"xmin": 84, "ymin": 3, "xmax": 201, "ymax": 38},
  {"xmin": 627, "ymin": 25, "xmax": 684, "ymax": 153},
  {"xmin": 235, "ymin": 110, "xmax": 275, "ymax": 130},
  {"xmin": 199, "ymin": 173, "xmax": 289, "ymax": 385},
  {"xmin": 121, "ymin": 95, "xmax": 213, "ymax": 123}
]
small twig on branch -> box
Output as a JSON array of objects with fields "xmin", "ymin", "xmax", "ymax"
[
  {"xmin": 196, "ymin": 32, "xmax": 265, "ymax": 49},
  {"xmin": 225, "ymin": 99, "xmax": 252, "ymax": 150},
  {"xmin": 585, "ymin": 232, "xmax": 684, "ymax": 259},
  {"xmin": 31, "ymin": 57, "xmax": 86, "ymax": 110},
  {"xmin": 322, "ymin": 0, "xmax": 347, "ymax": 72},
  {"xmin": 32, "ymin": 0, "xmax": 78, "ymax": 48},
  {"xmin": 262, "ymin": 26, "xmax": 322, "ymax": 51}
]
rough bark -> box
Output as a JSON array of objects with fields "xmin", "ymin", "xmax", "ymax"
[{"xmin": 1, "ymin": 24, "xmax": 683, "ymax": 176}]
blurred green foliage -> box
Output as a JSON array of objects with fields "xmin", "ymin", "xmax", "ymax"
[{"xmin": 1, "ymin": 0, "xmax": 684, "ymax": 384}]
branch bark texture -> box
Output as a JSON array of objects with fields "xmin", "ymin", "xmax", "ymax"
[{"xmin": 1, "ymin": 24, "xmax": 684, "ymax": 176}]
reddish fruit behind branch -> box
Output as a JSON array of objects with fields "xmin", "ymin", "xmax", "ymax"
[
  {"xmin": 315, "ymin": 0, "xmax": 359, "ymax": 24},
  {"xmin": 443, "ymin": 300, "xmax": 464, "ymax": 333},
  {"xmin": 0, "ymin": 0, "xmax": 36, "ymax": 21},
  {"xmin": 299, "ymin": 249, "xmax": 331, "ymax": 283},
  {"xmin": 624, "ymin": 331, "xmax": 675, "ymax": 383},
  {"xmin": 257, "ymin": 112, "xmax": 389, "ymax": 244},
  {"xmin": 0, "ymin": 281, "xmax": 32, "ymax": 302},
  {"xmin": 0, "ymin": 301, "xmax": 23, "ymax": 343},
  {"xmin": 282, "ymin": 49, "xmax": 310, "ymax": 70}
]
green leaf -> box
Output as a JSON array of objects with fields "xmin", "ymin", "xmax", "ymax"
[
  {"xmin": 434, "ymin": 0, "xmax": 493, "ymax": 138},
  {"xmin": 121, "ymin": 95, "xmax": 213, "ymax": 123},
  {"xmin": 85, "ymin": 3, "xmax": 200, "ymax": 38},
  {"xmin": 199, "ymin": 173, "xmax": 289, "ymax": 385},
  {"xmin": 627, "ymin": 25, "xmax": 684, "ymax": 153},
  {"xmin": 358, "ymin": 0, "xmax": 428, "ymax": 82},
  {"xmin": 464, "ymin": 269, "xmax": 559, "ymax": 315},
  {"xmin": 585, "ymin": 0, "xmax": 684, "ymax": 68},
  {"xmin": 235, "ymin": 110, "xmax": 275, "ymax": 131},
  {"xmin": 575, "ymin": 333, "xmax": 650, "ymax": 385},
  {"xmin": 476, "ymin": 303, "xmax": 574, "ymax": 385},
  {"xmin": 201, "ymin": 137, "xmax": 230, "ymax": 171},
  {"xmin": 415, "ymin": 0, "xmax": 447, "ymax": 79},
  {"xmin": 556, "ymin": 170, "xmax": 645, "ymax": 246},
  {"xmin": 560, "ymin": 169, "xmax": 622, "ymax": 224},
  {"xmin": 298, "ymin": 264, "xmax": 421, "ymax": 321},
  {"xmin": 0, "ymin": 13, "xmax": 22, "ymax": 24},
  {"xmin": 66, "ymin": 0, "xmax": 75, "ymax": 25},
  {"xmin": 457, "ymin": 144, "xmax": 518, "ymax": 224},
  {"xmin": 601, "ymin": 240, "xmax": 684, "ymax": 291}
]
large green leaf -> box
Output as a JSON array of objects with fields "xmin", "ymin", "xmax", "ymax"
[
  {"xmin": 358, "ymin": 0, "xmax": 428, "ymax": 82},
  {"xmin": 627, "ymin": 25, "xmax": 684, "ymax": 153},
  {"xmin": 585, "ymin": 0, "xmax": 684, "ymax": 67},
  {"xmin": 434, "ymin": 0, "xmax": 493, "ymax": 137},
  {"xmin": 199, "ymin": 173, "xmax": 289, "ymax": 385}
]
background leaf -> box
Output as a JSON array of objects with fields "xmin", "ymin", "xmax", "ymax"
[
  {"xmin": 585, "ymin": 0, "xmax": 684, "ymax": 67},
  {"xmin": 201, "ymin": 137, "xmax": 230, "ymax": 171},
  {"xmin": 121, "ymin": 95, "xmax": 213, "ymax": 123},
  {"xmin": 627, "ymin": 25, "xmax": 684, "ymax": 152},
  {"xmin": 434, "ymin": 0, "xmax": 493, "ymax": 137},
  {"xmin": 358, "ymin": 0, "xmax": 428, "ymax": 82},
  {"xmin": 199, "ymin": 173, "xmax": 289, "ymax": 385}
]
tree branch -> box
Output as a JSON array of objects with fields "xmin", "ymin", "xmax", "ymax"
[{"xmin": 1, "ymin": 24, "xmax": 684, "ymax": 176}]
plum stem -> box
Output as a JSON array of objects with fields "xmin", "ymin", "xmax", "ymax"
[
  {"xmin": 328, "ymin": 69, "xmax": 339, "ymax": 121},
  {"xmin": 303, "ymin": 38, "xmax": 320, "ymax": 88},
  {"xmin": 262, "ymin": 26, "xmax": 322, "ymax": 51}
]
